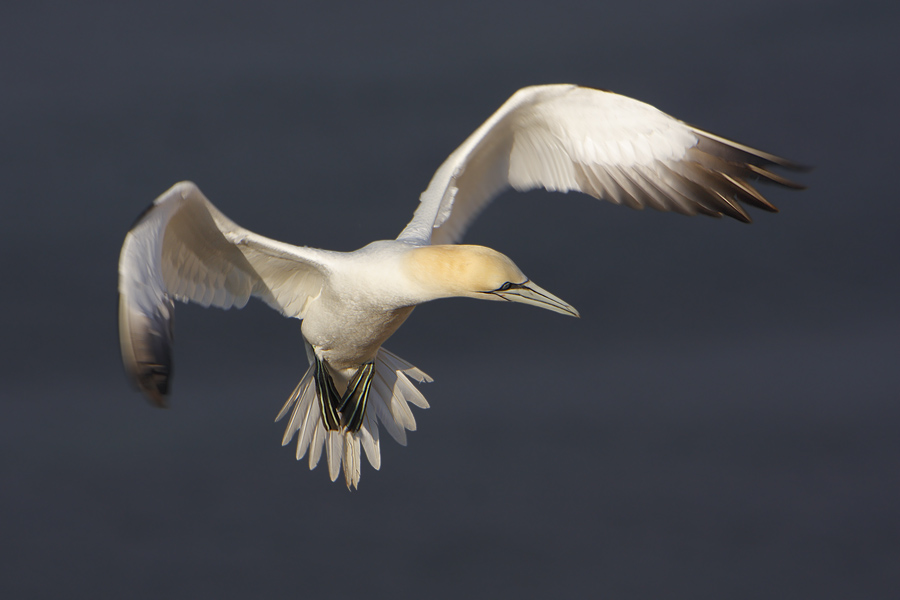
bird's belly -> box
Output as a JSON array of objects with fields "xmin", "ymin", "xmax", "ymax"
[{"xmin": 301, "ymin": 303, "xmax": 415, "ymax": 370}]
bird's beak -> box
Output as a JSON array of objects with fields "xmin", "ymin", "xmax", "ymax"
[{"xmin": 489, "ymin": 280, "xmax": 580, "ymax": 318}]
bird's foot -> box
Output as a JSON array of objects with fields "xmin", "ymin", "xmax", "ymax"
[
  {"xmin": 314, "ymin": 354, "xmax": 342, "ymax": 431},
  {"xmin": 314, "ymin": 356, "xmax": 375, "ymax": 433},
  {"xmin": 340, "ymin": 362, "xmax": 375, "ymax": 433}
]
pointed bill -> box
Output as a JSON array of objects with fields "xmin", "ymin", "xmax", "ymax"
[{"xmin": 491, "ymin": 280, "xmax": 580, "ymax": 317}]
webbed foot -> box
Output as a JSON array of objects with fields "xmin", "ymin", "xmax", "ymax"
[
  {"xmin": 314, "ymin": 356, "xmax": 375, "ymax": 433},
  {"xmin": 340, "ymin": 362, "xmax": 375, "ymax": 433},
  {"xmin": 314, "ymin": 354, "xmax": 342, "ymax": 431}
]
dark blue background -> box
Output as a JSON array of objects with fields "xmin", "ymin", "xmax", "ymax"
[{"xmin": 2, "ymin": 1, "xmax": 898, "ymax": 598}]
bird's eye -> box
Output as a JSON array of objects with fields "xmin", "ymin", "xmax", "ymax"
[{"xmin": 494, "ymin": 281, "xmax": 529, "ymax": 292}]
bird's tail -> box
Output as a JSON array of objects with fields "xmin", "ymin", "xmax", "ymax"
[{"xmin": 275, "ymin": 348, "xmax": 432, "ymax": 489}]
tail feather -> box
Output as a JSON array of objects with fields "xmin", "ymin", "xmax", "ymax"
[
  {"xmin": 326, "ymin": 431, "xmax": 342, "ymax": 482},
  {"xmin": 392, "ymin": 370, "xmax": 429, "ymax": 410},
  {"xmin": 359, "ymin": 409, "xmax": 381, "ymax": 470},
  {"xmin": 371, "ymin": 374, "xmax": 408, "ymax": 446},
  {"xmin": 275, "ymin": 347, "xmax": 430, "ymax": 489},
  {"xmin": 294, "ymin": 381, "xmax": 319, "ymax": 460},
  {"xmin": 380, "ymin": 370, "xmax": 418, "ymax": 431},
  {"xmin": 275, "ymin": 376, "xmax": 306, "ymax": 424},
  {"xmin": 379, "ymin": 348, "xmax": 433, "ymax": 384},
  {"xmin": 342, "ymin": 433, "xmax": 361, "ymax": 486},
  {"xmin": 308, "ymin": 420, "xmax": 326, "ymax": 470}
]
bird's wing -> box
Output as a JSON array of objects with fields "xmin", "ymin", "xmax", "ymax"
[
  {"xmin": 118, "ymin": 181, "xmax": 329, "ymax": 405},
  {"xmin": 397, "ymin": 84, "xmax": 806, "ymax": 245}
]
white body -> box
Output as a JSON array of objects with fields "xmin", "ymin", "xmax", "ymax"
[
  {"xmin": 298, "ymin": 241, "xmax": 419, "ymax": 371},
  {"xmin": 119, "ymin": 85, "xmax": 805, "ymax": 488}
]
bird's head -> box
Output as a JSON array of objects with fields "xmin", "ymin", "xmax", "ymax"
[{"xmin": 405, "ymin": 244, "xmax": 579, "ymax": 317}]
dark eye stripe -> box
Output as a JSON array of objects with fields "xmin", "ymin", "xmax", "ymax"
[{"xmin": 494, "ymin": 279, "xmax": 530, "ymax": 292}]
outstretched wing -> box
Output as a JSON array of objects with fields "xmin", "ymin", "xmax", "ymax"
[
  {"xmin": 118, "ymin": 181, "xmax": 330, "ymax": 405},
  {"xmin": 398, "ymin": 84, "xmax": 807, "ymax": 245}
]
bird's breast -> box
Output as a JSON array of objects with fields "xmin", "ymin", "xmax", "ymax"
[
  {"xmin": 297, "ymin": 241, "xmax": 426, "ymax": 369},
  {"xmin": 300, "ymin": 293, "xmax": 415, "ymax": 371}
]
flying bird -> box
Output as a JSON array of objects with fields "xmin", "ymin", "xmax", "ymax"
[{"xmin": 118, "ymin": 84, "xmax": 806, "ymax": 488}]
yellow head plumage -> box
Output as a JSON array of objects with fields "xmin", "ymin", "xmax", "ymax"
[{"xmin": 404, "ymin": 245, "xmax": 526, "ymax": 299}]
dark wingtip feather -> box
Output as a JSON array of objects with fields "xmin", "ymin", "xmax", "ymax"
[
  {"xmin": 782, "ymin": 160, "xmax": 814, "ymax": 173},
  {"xmin": 747, "ymin": 164, "xmax": 808, "ymax": 190},
  {"xmin": 136, "ymin": 366, "xmax": 171, "ymax": 408},
  {"xmin": 719, "ymin": 198, "xmax": 753, "ymax": 223},
  {"xmin": 127, "ymin": 201, "xmax": 158, "ymax": 231},
  {"xmin": 691, "ymin": 126, "xmax": 811, "ymax": 173},
  {"xmin": 119, "ymin": 293, "xmax": 175, "ymax": 408}
]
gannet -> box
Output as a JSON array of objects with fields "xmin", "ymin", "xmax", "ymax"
[{"xmin": 118, "ymin": 84, "xmax": 806, "ymax": 488}]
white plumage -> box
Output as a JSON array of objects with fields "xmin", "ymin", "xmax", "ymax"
[{"xmin": 119, "ymin": 84, "xmax": 806, "ymax": 488}]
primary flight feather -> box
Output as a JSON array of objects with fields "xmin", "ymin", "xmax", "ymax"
[{"xmin": 119, "ymin": 84, "xmax": 806, "ymax": 488}]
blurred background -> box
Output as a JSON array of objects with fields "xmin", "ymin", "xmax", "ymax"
[{"xmin": 2, "ymin": 1, "xmax": 898, "ymax": 598}]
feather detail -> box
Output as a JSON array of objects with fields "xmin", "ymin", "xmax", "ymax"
[
  {"xmin": 342, "ymin": 433, "xmax": 361, "ymax": 489},
  {"xmin": 274, "ymin": 346, "xmax": 430, "ymax": 488},
  {"xmin": 308, "ymin": 420, "xmax": 326, "ymax": 470},
  {"xmin": 326, "ymin": 430, "xmax": 342, "ymax": 482},
  {"xmin": 360, "ymin": 410, "xmax": 381, "ymax": 470},
  {"xmin": 397, "ymin": 85, "xmax": 806, "ymax": 245}
]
